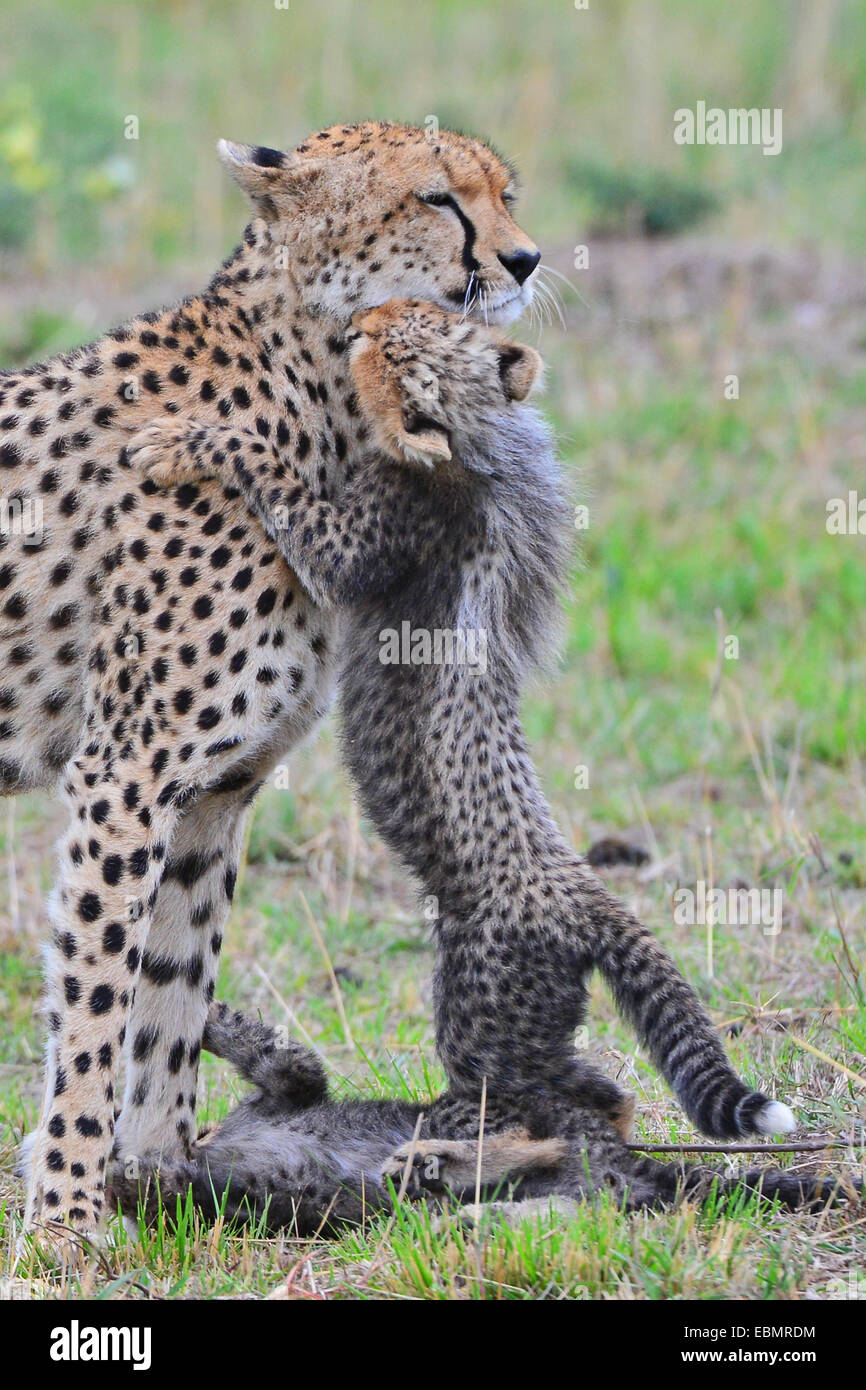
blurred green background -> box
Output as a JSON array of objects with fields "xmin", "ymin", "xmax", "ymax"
[{"xmin": 1, "ymin": 0, "xmax": 866, "ymax": 273}]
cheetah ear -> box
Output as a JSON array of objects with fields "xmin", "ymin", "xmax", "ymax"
[
  {"xmin": 218, "ymin": 140, "xmax": 329, "ymax": 220},
  {"xmin": 497, "ymin": 343, "xmax": 543, "ymax": 402}
]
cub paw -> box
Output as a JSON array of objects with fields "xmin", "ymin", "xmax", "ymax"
[
  {"xmin": 127, "ymin": 421, "xmax": 206, "ymax": 488},
  {"xmin": 382, "ymin": 1134, "xmax": 568, "ymax": 1195},
  {"xmin": 455, "ymin": 1195, "xmax": 582, "ymax": 1230},
  {"xmin": 382, "ymin": 1138, "xmax": 480, "ymax": 1194}
]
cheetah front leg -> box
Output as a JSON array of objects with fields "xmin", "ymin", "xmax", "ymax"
[
  {"xmin": 24, "ymin": 743, "xmax": 179, "ymax": 1252},
  {"xmin": 113, "ymin": 784, "xmax": 254, "ymax": 1168}
]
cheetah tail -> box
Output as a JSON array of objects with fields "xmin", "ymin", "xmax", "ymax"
[
  {"xmin": 585, "ymin": 874, "xmax": 795, "ymax": 1141},
  {"xmin": 635, "ymin": 1157, "xmax": 862, "ymax": 1213}
]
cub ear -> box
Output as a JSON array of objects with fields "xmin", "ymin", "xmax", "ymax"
[
  {"xmin": 350, "ymin": 309, "xmax": 384, "ymax": 340},
  {"xmin": 497, "ymin": 343, "xmax": 543, "ymax": 402},
  {"xmin": 217, "ymin": 140, "xmax": 327, "ymax": 221},
  {"xmin": 393, "ymin": 367, "xmax": 451, "ymax": 467}
]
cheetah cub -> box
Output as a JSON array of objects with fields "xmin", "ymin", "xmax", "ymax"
[
  {"xmin": 130, "ymin": 300, "xmax": 796, "ymax": 1142},
  {"xmin": 110, "ymin": 1003, "xmax": 853, "ymax": 1235}
]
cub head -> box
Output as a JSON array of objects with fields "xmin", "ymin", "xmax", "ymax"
[
  {"xmin": 218, "ymin": 122, "xmax": 540, "ymax": 325},
  {"xmin": 348, "ymin": 300, "xmax": 543, "ymax": 468}
]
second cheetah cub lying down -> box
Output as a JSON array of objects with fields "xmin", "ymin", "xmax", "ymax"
[{"xmin": 109, "ymin": 1004, "xmax": 856, "ymax": 1235}]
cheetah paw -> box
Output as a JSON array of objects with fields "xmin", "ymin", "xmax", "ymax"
[
  {"xmin": 127, "ymin": 421, "xmax": 209, "ymax": 488},
  {"xmin": 20, "ymin": 1218, "xmax": 101, "ymax": 1272},
  {"xmin": 381, "ymin": 1138, "xmax": 480, "ymax": 1194},
  {"xmin": 381, "ymin": 1134, "xmax": 567, "ymax": 1195}
]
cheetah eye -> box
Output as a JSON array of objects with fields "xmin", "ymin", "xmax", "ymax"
[
  {"xmin": 502, "ymin": 190, "xmax": 517, "ymax": 209},
  {"xmin": 416, "ymin": 191, "xmax": 461, "ymax": 213}
]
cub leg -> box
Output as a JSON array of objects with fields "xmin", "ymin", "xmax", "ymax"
[
  {"xmin": 126, "ymin": 419, "xmax": 421, "ymax": 608},
  {"xmin": 203, "ymin": 1001, "xmax": 327, "ymax": 1107},
  {"xmin": 382, "ymin": 1133, "xmax": 569, "ymax": 1195}
]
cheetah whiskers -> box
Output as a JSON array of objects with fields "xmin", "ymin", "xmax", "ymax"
[
  {"xmin": 537, "ymin": 264, "xmax": 589, "ymax": 317},
  {"xmin": 475, "ymin": 282, "xmax": 489, "ymax": 327},
  {"xmin": 532, "ymin": 273, "xmax": 566, "ymax": 331},
  {"xmin": 529, "ymin": 281, "xmax": 553, "ymax": 330},
  {"xmin": 460, "ymin": 271, "xmax": 480, "ymax": 323}
]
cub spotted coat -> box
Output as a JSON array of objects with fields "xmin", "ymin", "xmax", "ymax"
[{"xmin": 133, "ymin": 299, "xmax": 795, "ymax": 1155}]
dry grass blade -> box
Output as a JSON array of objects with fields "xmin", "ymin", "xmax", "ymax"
[
  {"xmin": 789, "ymin": 1035, "xmax": 866, "ymax": 1090},
  {"xmin": 299, "ymin": 891, "xmax": 355, "ymax": 1051}
]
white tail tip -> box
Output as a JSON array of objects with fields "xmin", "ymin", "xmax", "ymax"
[{"xmin": 754, "ymin": 1100, "xmax": 796, "ymax": 1135}]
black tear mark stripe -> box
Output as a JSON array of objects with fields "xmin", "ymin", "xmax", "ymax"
[
  {"xmin": 438, "ymin": 147, "xmax": 486, "ymax": 276},
  {"xmin": 451, "ymin": 202, "xmax": 480, "ymax": 276}
]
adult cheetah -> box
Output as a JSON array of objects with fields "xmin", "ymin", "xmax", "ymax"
[
  {"xmin": 6, "ymin": 123, "xmax": 543, "ymax": 1245},
  {"xmin": 7, "ymin": 125, "xmax": 795, "ymax": 1249}
]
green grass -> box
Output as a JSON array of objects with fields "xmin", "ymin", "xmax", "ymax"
[
  {"xmin": 1, "ymin": 317, "xmax": 863, "ymax": 1294},
  {"xmin": 554, "ymin": 371, "xmax": 866, "ymax": 771},
  {"xmin": 1, "ymin": 0, "xmax": 865, "ymax": 1301}
]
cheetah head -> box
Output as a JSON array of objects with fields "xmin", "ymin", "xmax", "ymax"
[{"xmin": 218, "ymin": 122, "xmax": 541, "ymax": 326}]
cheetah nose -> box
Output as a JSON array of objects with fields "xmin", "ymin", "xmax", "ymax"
[{"xmin": 497, "ymin": 248, "xmax": 541, "ymax": 287}]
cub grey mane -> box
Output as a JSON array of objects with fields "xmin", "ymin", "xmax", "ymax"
[{"xmin": 454, "ymin": 403, "xmax": 572, "ymax": 682}]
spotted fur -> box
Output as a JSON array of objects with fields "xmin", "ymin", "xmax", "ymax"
[
  {"xmin": 9, "ymin": 123, "xmax": 543, "ymax": 1245},
  {"xmin": 131, "ymin": 300, "xmax": 795, "ymax": 1152},
  {"xmin": 110, "ymin": 1004, "xmax": 853, "ymax": 1235}
]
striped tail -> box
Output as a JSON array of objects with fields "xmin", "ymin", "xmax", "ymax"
[
  {"xmin": 636, "ymin": 1157, "xmax": 861, "ymax": 1212},
  {"xmin": 585, "ymin": 871, "xmax": 796, "ymax": 1140}
]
